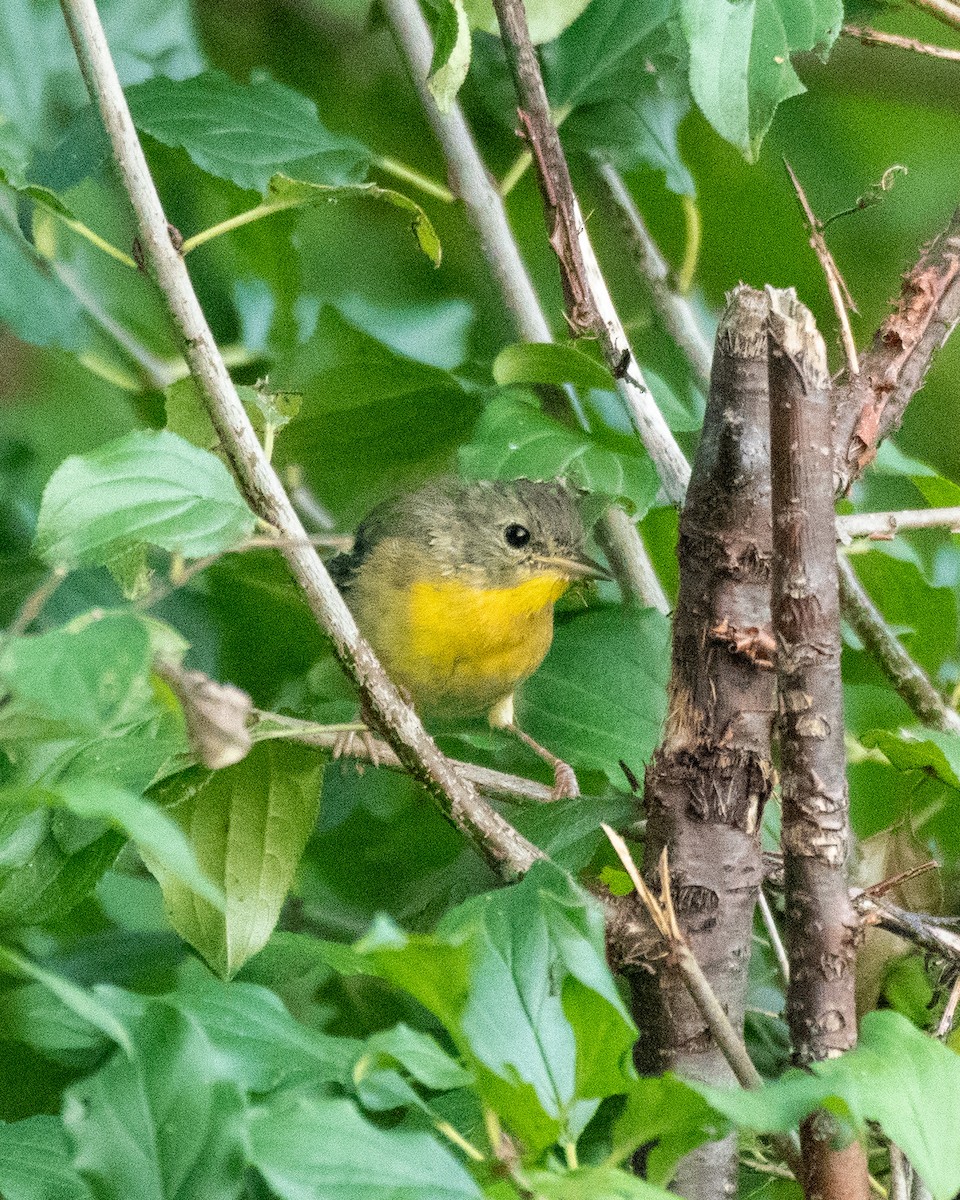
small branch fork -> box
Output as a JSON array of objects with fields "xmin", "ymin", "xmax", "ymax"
[{"xmin": 58, "ymin": 0, "xmax": 544, "ymax": 882}]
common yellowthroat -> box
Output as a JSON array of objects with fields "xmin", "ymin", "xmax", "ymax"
[{"xmin": 330, "ymin": 477, "xmax": 608, "ymax": 798}]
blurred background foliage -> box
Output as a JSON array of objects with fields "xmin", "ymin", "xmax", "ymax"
[{"xmin": 1, "ymin": 0, "xmax": 960, "ymax": 1194}]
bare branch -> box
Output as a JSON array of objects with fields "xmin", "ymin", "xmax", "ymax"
[
  {"xmin": 489, "ymin": 0, "xmax": 691, "ymax": 503},
  {"xmin": 838, "ymin": 555, "xmax": 960, "ymax": 734},
  {"xmin": 596, "ymin": 161, "xmax": 713, "ymax": 395},
  {"xmin": 837, "ymin": 506, "xmax": 960, "ymax": 540},
  {"xmin": 59, "ymin": 0, "xmax": 544, "ymax": 881},
  {"xmin": 910, "ymin": 0, "xmax": 960, "ymax": 34},
  {"xmin": 784, "ymin": 159, "xmax": 860, "ymax": 377},
  {"xmin": 843, "ymin": 24, "xmax": 960, "ymax": 63}
]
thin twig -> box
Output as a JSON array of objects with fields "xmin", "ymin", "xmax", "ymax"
[
  {"xmin": 910, "ymin": 0, "xmax": 960, "ymax": 34},
  {"xmin": 597, "ymin": 161, "xmax": 712, "ymax": 394},
  {"xmin": 4, "ymin": 566, "xmax": 68, "ymax": 638},
  {"xmin": 59, "ymin": 0, "xmax": 544, "ymax": 881},
  {"xmin": 935, "ymin": 974, "xmax": 960, "ymax": 1038},
  {"xmin": 837, "ymin": 506, "xmax": 960, "ymax": 541},
  {"xmin": 378, "ymin": 0, "xmax": 668, "ymax": 608},
  {"xmin": 489, "ymin": 0, "xmax": 691, "ymax": 503},
  {"xmin": 251, "ymin": 710, "xmax": 557, "ymax": 804},
  {"xmin": 843, "ymin": 24, "xmax": 960, "ymax": 62},
  {"xmin": 757, "ymin": 888, "xmax": 790, "ymax": 986},
  {"xmin": 784, "ymin": 159, "xmax": 860, "ymax": 377},
  {"xmin": 602, "ymin": 826, "xmax": 804, "ymax": 1181},
  {"xmin": 838, "ymin": 555, "xmax": 960, "ymax": 734}
]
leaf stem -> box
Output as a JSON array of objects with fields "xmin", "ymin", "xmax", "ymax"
[
  {"xmin": 180, "ymin": 199, "xmax": 300, "ymax": 255},
  {"xmin": 373, "ymin": 153, "xmax": 455, "ymax": 203}
]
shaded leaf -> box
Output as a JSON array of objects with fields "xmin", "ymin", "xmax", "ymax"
[
  {"xmin": 0, "ymin": 1115, "xmax": 92, "ymax": 1200},
  {"xmin": 428, "ymin": 0, "xmax": 473, "ymax": 114}
]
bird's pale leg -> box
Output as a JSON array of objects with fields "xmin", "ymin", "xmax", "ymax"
[{"xmin": 488, "ymin": 694, "xmax": 580, "ymax": 801}]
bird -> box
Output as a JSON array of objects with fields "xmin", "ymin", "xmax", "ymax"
[{"xmin": 328, "ymin": 477, "xmax": 608, "ymax": 798}]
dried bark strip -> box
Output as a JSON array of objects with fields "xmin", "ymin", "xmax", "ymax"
[
  {"xmin": 768, "ymin": 290, "xmax": 869, "ymax": 1200},
  {"xmin": 638, "ymin": 286, "xmax": 776, "ymax": 1197},
  {"xmin": 834, "ymin": 206, "xmax": 960, "ymax": 493}
]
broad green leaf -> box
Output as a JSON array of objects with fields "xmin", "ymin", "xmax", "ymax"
[
  {"xmin": 64, "ymin": 1004, "xmax": 248, "ymax": 1200},
  {"xmin": 0, "ymin": 1115, "xmax": 92, "ymax": 1200},
  {"xmin": 428, "ymin": 0, "xmax": 472, "ymax": 114},
  {"xmin": 34, "ymin": 430, "xmax": 256, "ymax": 567},
  {"xmin": 0, "ymin": 802, "xmax": 123, "ymax": 928},
  {"xmin": 145, "ymin": 742, "xmax": 323, "ymax": 978},
  {"xmin": 463, "ymin": 0, "xmax": 591, "ymax": 43},
  {"xmin": 331, "ymin": 862, "xmax": 637, "ymax": 1154},
  {"xmin": 363, "ymin": 1023, "xmax": 473, "ymax": 1092},
  {"xmin": 525, "ymin": 1166, "xmax": 674, "ymax": 1199},
  {"xmin": 609, "ymin": 1075, "xmax": 722, "ymax": 1182},
  {"xmin": 861, "ymin": 728, "xmax": 960, "ymax": 792},
  {"xmin": 0, "ymin": 614, "xmax": 154, "ymax": 741},
  {"xmin": 459, "ymin": 391, "xmax": 659, "ymax": 517},
  {"xmin": 0, "ymin": 947, "xmax": 133, "ymax": 1056},
  {"xmin": 0, "ymin": 219, "xmax": 89, "ymax": 352},
  {"xmin": 265, "ymin": 173, "xmax": 441, "ymax": 267},
  {"xmin": 56, "ymin": 779, "xmax": 224, "ymax": 910},
  {"xmin": 143, "ymin": 975, "xmax": 358, "ymax": 1094},
  {"xmin": 165, "ymin": 377, "xmax": 302, "ymax": 452},
  {"xmin": 126, "ymin": 70, "xmax": 370, "ymax": 192},
  {"xmin": 249, "ymin": 1091, "xmax": 482, "ymax": 1200},
  {"xmin": 544, "ymin": 0, "xmax": 677, "ymax": 108},
  {"xmin": 697, "ymin": 1010, "xmax": 960, "ymax": 1200},
  {"xmin": 680, "ymin": 0, "xmax": 842, "ymax": 160},
  {"xmin": 913, "ymin": 472, "xmax": 960, "ymax": 509},
  {"xmin": 519, "ymin": 605, "xmax": 671, "ymax": 786},
  {"xmin": 492, "ymin": 343, "xmax": 614, "ymax": 392}
]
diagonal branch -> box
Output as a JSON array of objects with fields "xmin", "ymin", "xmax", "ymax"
[
  {"xmin": 834, "ymin": 206, "xmax": 960, "ymax": 494},
  {"xmin": 488, "ymin": 0, "xmax": 691, "ymax": 504},
  {"xmin": 379, "ymin": 0, "xmax": 667, "ymax": 610},
  {"xmin": 59, "ymin": 0, "xmax": 544, "ymax": 882}
]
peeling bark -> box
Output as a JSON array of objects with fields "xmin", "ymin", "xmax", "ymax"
[
  {"xmin": 637, "ymin": 286, "xmax": 776, "ymax": 1197},
  {"xmin": 768, "ymin": 290, "xmax": 870, "ymax": 1200}
]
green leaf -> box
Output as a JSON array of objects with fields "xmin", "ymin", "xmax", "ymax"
[
  {"xmin": 34, "ymin": 430, "xmax": 256, "ymax": 568},
  {"xmin": 459, "ymin": 391, "xmax": 658, "ymax": 517},
  {"xmin": 860, "ymin": 728, "xmax": 960, "ymax": 791},
  {"xmin": 363, "ymin": 1023, "xmax": 473, "ymax": 1092},
  {"xmin": 0, "ymin": 947, "xmax": 133, "ymax": 1056},
  {"xmin": 145, "ymin": 742, "xmax": 323, "ymax": 978},
  {"xmin": 428, "ymin": 0, "xmax": 473, "ymax": 114},
  {"xmin": 697, "ymin": 1010, "xmax": 960, "ymax": 1200},
  {"xmin": 249, "ymin": 1091, "xmax": 482, "ymax": 1200},
  {"xmin": 64, "ymin": 1004, "xmax": 248, "ymax": 1200},
  {"xmin": 165, "ymin": 377, "xmax": 302, "ymax": 452},
  {"xmin": 152, "ymin": 975, "xmax": 358, "ymax": 1094},
  {"xmin": 680, "ymin": 0, "xmax": 842, "ymax": 160},
  {"xmin": 331, "ymin": 862, "xmax": 637, "ymax": 1154},
  {"xmin": 126, "ymin": 70, "xmax": 370, "ymax": 192},
  {"xmin": 0, "ymin": 219, "xmax": 89, "ymax": 352},
  {"xmin": 492, "ymin": 343, "xmax": 615, "ymax": 392},
  {"xmin": 544, "ymin": 0, "xmax": 677, "ymax": 108},
  {"xmin": 519, "ymin": 606, "xmax": 671, "ymax": 786},
  {"xmin": 525, "ymin": 1166, "xmax": 674, "ymax": 1199},
  {"xmin": 0, "ymin": 1115, "xmax": 92, "ymax": 1200},
  {"xmin": 56, "ymin": 779, "xmax": 224, "ymax": 910},
  {"xmin": 265, "ymin": 173, "xmax": 441, "ymax": 267},
  {"xmin": 609, "ymin": 1075, "xmax": 721, "ymax": 1182},
  {"xmin": 463, "ymin": 0, "xmax": 591, "ymax": 43},
  {"xmin": 0, "ymin": 614, "xmax": 154, "ymax": 741}
]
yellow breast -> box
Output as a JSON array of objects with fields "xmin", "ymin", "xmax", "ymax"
[{"xmin": 353, "ymin": 553, "xmax": 568, "ymax": 718}]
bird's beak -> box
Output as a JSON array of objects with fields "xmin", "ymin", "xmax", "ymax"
[{"xmin": 535, "ymin": 551, "xmax": 613, "ymax": 581}]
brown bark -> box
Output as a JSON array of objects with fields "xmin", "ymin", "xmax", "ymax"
[
  {"xmin": 637, "ymin": 286, "xmax": 776, "ymax": 1196},
  {"xmin": 768, "ymin": 290, "xmax": 869, "ymax": 1200},
  {"xmin": 833, "ymin": 206, "xmax": 960, "ymax": 494}
]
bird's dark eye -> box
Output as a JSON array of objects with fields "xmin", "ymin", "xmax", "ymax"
[{"xmin": 504, "ymin": 523, "xmax": 531, "ymax": 548}]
